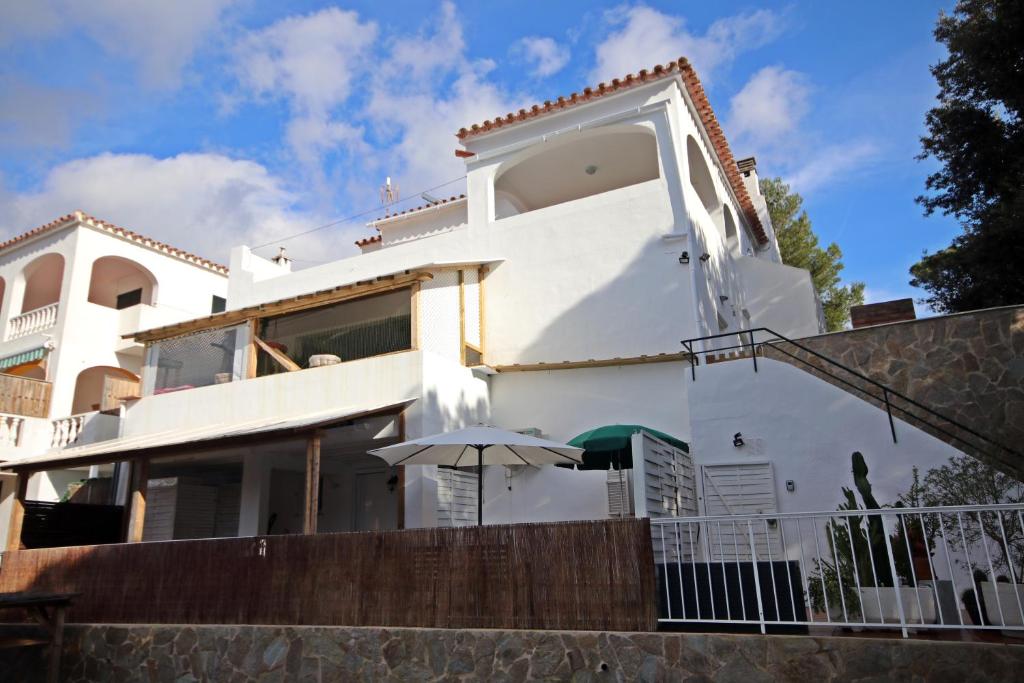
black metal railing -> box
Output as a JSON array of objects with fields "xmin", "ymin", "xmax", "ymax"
[{"xmin": 681, "ymin": 328, "xmax": 1021, "ymax": 470}]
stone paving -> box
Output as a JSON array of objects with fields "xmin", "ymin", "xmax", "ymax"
[{"xmin": 3, "ymin": 623, "xmax": 1024, "ymax": 682}]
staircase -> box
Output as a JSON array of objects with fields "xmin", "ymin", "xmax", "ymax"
[{"xmin": 682, "ymin": 305, "xmax": 1024, "ymax": 479}]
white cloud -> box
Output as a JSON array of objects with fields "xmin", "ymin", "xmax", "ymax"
[
  {"xmin": 591, "ymin": 5, "xmax": 784, "ymax": 83},
  {"xmin": 728, "ymin": 66, "xmax": 810, "ymax": 146},
  {"xmin": 513, "ymin": 37, "xmax": 570, "ymax": 78},
  {"xmin": 0, "ymin": 0, "xmax": 235, "ymax": 89},
  {"xmin": 783, "ymin": 141, "xmax": 879, "ymax": 193},
  {"xmin": 0, "ymin": 153, "xmax": 344, "ymax": 265}
]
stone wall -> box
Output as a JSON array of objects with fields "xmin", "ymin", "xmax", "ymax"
[
  {"xmin": 764, "ymin": 305, "xmax": 1024, "ymax": 477},
  {"xmin": 2, "ymin": 623, "xmax": 1024, "ymax": 682}
]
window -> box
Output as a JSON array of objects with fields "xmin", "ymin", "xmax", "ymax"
[
  {"xmin": 116, "ymin": 288, "xmax": 143, "ymax": 310},
  {"xmin": 152, "ymin": 326, "xmax": 242, "ymax": 393},
  {"xmin": 257, "ymin": 289, "xmax": 412, "ymax": 376},
  {"xmin": 211, "ymin": 295, "xmax": 227, "ymax": 314}
]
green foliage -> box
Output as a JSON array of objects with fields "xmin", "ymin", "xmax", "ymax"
[
  {"xmin": 760, "ymin": 177, "xmax": 865, "ymax": 331},
  {"xmin": 808, "ymin": 452, "xmax": 919, "ymax": 615},
  {"xmin": 912, "ymin": 454, "xmax": 1024, "ymax": 577},
  {"xmin": 913, "ymin": 0, "xmax": 1024, "ymax": 312}
]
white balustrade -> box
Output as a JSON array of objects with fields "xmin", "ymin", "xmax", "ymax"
[
  {"xmin": 7, "ymin": 302, "xmax": 59, "ymax": 340},
  {"xmin": 0, "ymin": 414, "xmax": 24, "ymax": 447},
  {"xmin": 51, "ymin": 414, "xmax": 86, "ymax": 448}
]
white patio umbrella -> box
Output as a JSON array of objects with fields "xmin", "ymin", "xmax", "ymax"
[{"xmin": 367, "ymin": 424, "xmax": 583, "ymax": 525}]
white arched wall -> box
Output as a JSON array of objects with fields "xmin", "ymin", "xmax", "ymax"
[
  {"xmin": 492, "ymin": 124, "xmax": 661, "ymax": 220},
  {"xmin": 71, "ymin": 365, "xmax": 139, "ymax": 415},
  {"xmin": 19, "ymin": 252, "xmax": 64, "ymax": 313},
  {"xmin": 87, "ymin": 256, "xmax": 158, "ymax": 308}
]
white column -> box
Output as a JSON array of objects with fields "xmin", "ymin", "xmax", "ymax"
[{"xmin": 238, "ymin": 452, "xmax": 271, "ymax": 537}]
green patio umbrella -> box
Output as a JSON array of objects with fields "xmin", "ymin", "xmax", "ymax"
[{"xmin": 567, "ymin": 424, "xmax": 688, "ymax": 470}]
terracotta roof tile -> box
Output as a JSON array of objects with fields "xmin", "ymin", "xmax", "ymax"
[
  {"xmin": 372, "ymin": 194, "xmax": 467, "ymax": 224},
  {"xmin": 354, "ymin": 234, "xmax": 382, "ymax": 247},
  {"xmin": 455, "ymin": 57, "xmax": 768, "ymax": 245},
  {"xmin": 0, "ymin": 210, "xmax": 229, "ymax": 273}
]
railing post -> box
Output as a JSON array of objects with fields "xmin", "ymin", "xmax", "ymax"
[
  {"xmin": 747, "ymin": 521, "xmax": 766, "ymax": 634},
  {"xmin": 883, "ymin": 389, "xmax": 897, "ymax": 444},
  {"xmin": 749, "ymin": 330, "xmax": 758, "ymax": 373},
  {"xmin": 880, "ymin": 512, "xmax": 909, "ymax": 638}
]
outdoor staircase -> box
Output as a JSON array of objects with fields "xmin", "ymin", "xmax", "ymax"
[{"xmin": 682, "ymin": 305, "xmax": 1024, "ymax": 479}]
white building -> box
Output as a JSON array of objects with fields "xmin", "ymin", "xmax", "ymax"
[
  {"xmin": 0, "ymin": 59, "xmax": 968, "ymax": 548},
  {"xmin": 0, "ymin": 211, "xmax": 228, "ymax": 540}
]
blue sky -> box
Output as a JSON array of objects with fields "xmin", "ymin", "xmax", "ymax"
[{"xmin": 0, "ymin": 1, "xmax": 957, "ymax": 306}]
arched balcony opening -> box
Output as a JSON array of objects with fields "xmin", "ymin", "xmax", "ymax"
[
  {"xmin": 686, "ymin": 136, "xmax": 724, "ymax": 236},
  {"xmin": 19, "ymin": 253, "xmax": 64, "ymax": 314},
  {"xmin": 493, "ymin": 126, "xmax": 660, "ymax": 220},
  {"xmin": 723, "ymin": 206, "xmax": 739, "ymax": 254},
  {"xmin": 87, "ymin": 256, "xmax": 158, "ymax": 309},
  {"xmin": 71, "ymin": 366, "xmax": 140, "ymax": 415}
]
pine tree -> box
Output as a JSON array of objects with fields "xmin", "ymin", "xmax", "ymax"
[
  {"xmin": 912, "ymin": 0, "xmax": 1024, "ymax": 312},
  {"xmin": 760, "ymin": 177, "xmax": 865, "ymax": 331}
]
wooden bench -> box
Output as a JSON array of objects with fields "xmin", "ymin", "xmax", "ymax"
[{"xmin": 0, "ymin": 592, "xmax": 78, "ymax": 683}]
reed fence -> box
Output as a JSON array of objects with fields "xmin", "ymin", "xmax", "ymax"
[{"xmin": 0, "ymin": 519, "xmax": 656, "ymax": 632}]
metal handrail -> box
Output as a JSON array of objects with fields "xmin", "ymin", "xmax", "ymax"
[{"xmin": 681, "ymin": 327, "xmax": 1021, "ymax": 462}]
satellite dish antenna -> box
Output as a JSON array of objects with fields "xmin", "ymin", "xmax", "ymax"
[{"xmin": 380, "ymin": 177, "xmax": 399, "ymax": 206}]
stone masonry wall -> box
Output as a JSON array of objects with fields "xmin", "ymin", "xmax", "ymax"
[
  {"xmin": 2, "ymin": 623, "xmax": 1024, "ymax": 682},
  {"xmin": 763, "ymin": 305, "xmax": 1024, "ymax": 477}
]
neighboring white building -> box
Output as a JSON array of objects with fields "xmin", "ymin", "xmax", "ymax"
[
  {"xmin": 0, "ymin": 59, "xmax": 969, "ymax": 548},
  {"xmin": 0, "ymin": 211, "xmax": 228, "ymax": 526}
]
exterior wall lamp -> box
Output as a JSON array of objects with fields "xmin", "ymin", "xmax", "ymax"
[
  {"xmin": 733, "ymin": 432, "xmax": 744, "ymax": 448},
  {"xmin": 678, "ymin": 251, "xmax": 690, "ymax": 264},
  {"xmin": 699, "ymin": 252, "xmax": 711, "ymax": 262}
]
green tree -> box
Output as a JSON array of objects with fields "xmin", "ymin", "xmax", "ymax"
[
  {"xmin": 760, "ymin": 177, "xmax": 865, "ymax": 331},
  {"xmin": 912, "ymin": 0, "xmax": 1024, "ymax": 313}
]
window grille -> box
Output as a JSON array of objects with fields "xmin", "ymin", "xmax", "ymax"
[{"xmin": 152, "ymin": 325, "xmax": 242, "ymax": 393}]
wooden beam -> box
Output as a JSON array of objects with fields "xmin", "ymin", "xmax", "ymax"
[
  {"xmin": 253, "ymin": 336, "xmax": 302, "ymax": 372},
  {"xmin": 126, "ymin": 458, "xmax": 149, "ymax": 543},
  {"xmin": 477, "ymin": 265, "xmax": 488, "ymax": 364},
  {"xmin": 130, "ymin": 273, "xmax": 431, "ymax": 343},
  {"xmin": 493, "ymin": 352, "xmax": 692, "ymax": 373},
  {"xmin": 303, "ymin": 431, "xmax": 322, "ymax": 535},
  {"xmin": 5, "ymin": 473, "xmax": 27, "ymax": 551},
  {"xmin": 410, "ymin": 282, "xmax": 421, "ymax": 351},
  {"xmin": 458, "ymin": 270, "xmax": 466, "ymax": 365},
  {"xmin": 246, "ymin": 318, "xmax": 259, "ymax": 379}
]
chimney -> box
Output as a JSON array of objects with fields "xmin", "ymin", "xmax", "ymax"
[
  {"xmin": 849, "ymin": 299, "xmax": 917, "ymax": 329},
  {"xmin": 736, "ymin": 157, "xmax": 760, "ymax": 197}
]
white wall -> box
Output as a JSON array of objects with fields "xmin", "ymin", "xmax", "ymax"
[
  {"xmin": 483, "ymin": 361, "xmax": 691, "ymax": 523},
  {"xmin": 736, "ymin": 256, "xmax": 823, "ymax": 338},
  {"xmin": 687, "ymin": 357, "xmax": 963, "ymax": 515}
]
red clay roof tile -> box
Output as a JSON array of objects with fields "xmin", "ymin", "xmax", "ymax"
[{"xmin": 455, "ymin": 57, "xmax": 768, "ymax": 245}]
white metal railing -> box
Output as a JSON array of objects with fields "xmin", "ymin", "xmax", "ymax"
[
  {"xmin": 7, "ymin": 302, "xmax": 59, "ymax": 339},
  {"xmin": 0, "ymin": 414, "xmax": 24, "ymax": 447},
  {"xmin": 51, "ymin": 414, "xmax": 86, "ymax": 448},
  {"xmin": 651, "ymin": 505, "xmax": 1024, "ymax": 637}
]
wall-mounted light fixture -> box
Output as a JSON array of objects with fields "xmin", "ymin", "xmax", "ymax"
[
  {"xmin": 678, "ymin": 251, "xmax": 690, "ymax": 264},
  {"xmin": 699, "ymin": 252, "xmax": 711, "ymax": 262},
  {"xmin": 733, "ymin": 432, "xmax": 745, "ymax": 448},
  {"xmin": 719, "ymin": 295, "xmax": 729, "ymax": 303}
]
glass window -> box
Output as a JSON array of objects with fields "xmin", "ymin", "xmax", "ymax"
[
  {"xmin": 152, "ymin": 325, "xmax": 242, "ymax": 393},
  {"xmin": 257, "ymin": 289, "xmax": 412, "ymax": 375}
]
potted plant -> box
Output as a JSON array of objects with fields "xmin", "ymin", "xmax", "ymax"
[{"xmin": 809, "ymin": 452, "xmax": 937, "ymax": 625}]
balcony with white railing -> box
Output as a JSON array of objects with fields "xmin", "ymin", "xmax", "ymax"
[
  {"xmin": 51, "ymin": 411, "xmax": 120, "ymax": 449},
  {"xmin": 6, "ymin": 302, "xmax": 59, "ymax": 340},
  {"xmin": 651, "ymin": 504, "xmax": 1024, "ymax": 637},
  {"xmin": 0, "ymin": 413, "xmax": 25, "ymax": 448}
]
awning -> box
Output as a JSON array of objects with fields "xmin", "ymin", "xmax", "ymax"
[
  {"xmin": 2, "ymin": 398, "xmax": 415, "ymax": 472},
  {"xmin": 565, "ymin": 424, "xmax": 689, "ymax": 470},
  {"xmin": 0, "ymin": 347, "xmax": 47, "ymax": 371}
]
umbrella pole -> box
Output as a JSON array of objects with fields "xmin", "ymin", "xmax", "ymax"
[{"xmin": 476, "ymin": 445, "xmax": 484, "ymax": 526}]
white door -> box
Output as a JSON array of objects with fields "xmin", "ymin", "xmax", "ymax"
[{"xmin": 699, "ymin": 462, "xmax": 780, "ymax": 561}]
